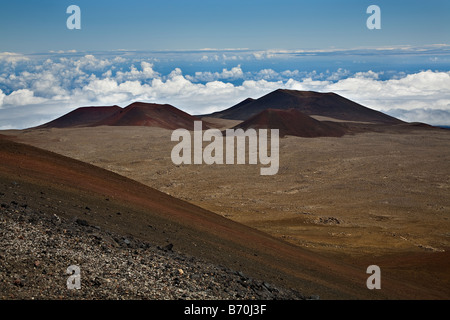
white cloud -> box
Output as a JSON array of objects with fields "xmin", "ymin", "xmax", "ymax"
[
  {"xmin": 114, "ymin": 61, "xmax": 159, "ymax": 82},
  {"xmin": 83, "ymin": 77, "xmax": 119, "ymax": 94},
  {"xmin": 280, "ymin": 70, "xmax": 301, "ymax": 78},
  {"xmin": 252, "ymin": 51, "xmax": 277, "ymax": 60},
  {"xmin": 326, "ymin": 68, "xmax": 351, "ymax": 81},
  {"xmin": 241, "ymin": 79, "xmax": 282, "ymax": 92},
  {"xmin": 2, "ymin": 89, "xmax": 46, "ymax": 107},
  {"xmin": 386, "ymin": 108, "xmax": 450, "ymax": 125},
  {"xmin": 49, "ymin": 50, "xmax": 77, "ymax": 54},
  {"xmin": 0, "ymin": 89, "xmax": 5, "ymax": 108},
  {"xmin": 255, "ymin": 69, "xmax": 279, "ymax": 80},
  {"xmin": 73, "ymin": 54, "xmax": 112, "ymax": 71},
  {"xmin": 324, "ymin": 70, "xmax": 450, "ymax": 112},
  {"xmin": 186, "ymin": 65, "xmax": 244, "ymax": 82},
  {"xmin": 0, "ymin": 52, "xmax": 449, "ymax": 129},
  {"xmin": 0, "ymin": 52, "xmax": 29, "ymax": 64},
  {"xmin": 353, "ymin": 70, "xmax": 381, "ymax": 79}
]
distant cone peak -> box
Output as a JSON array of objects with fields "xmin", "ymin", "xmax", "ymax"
[{"xmin": 37, "ymin": 89, "xmax": 403, "ymax": 131}]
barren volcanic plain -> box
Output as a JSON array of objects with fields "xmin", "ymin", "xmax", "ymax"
[{"xmin": 1, "ymin": 91, "xmax": 450, "ymax": 299}]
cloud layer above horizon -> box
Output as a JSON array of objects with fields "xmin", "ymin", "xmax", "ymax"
[{"xmin": 1, "ymin": 49, "xmax": 450, "ymax": 129}]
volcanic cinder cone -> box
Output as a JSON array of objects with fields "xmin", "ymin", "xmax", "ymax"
[
  {"xmin": 232, "ymin": 108, "xmax": 348, "ymax": 137},
  {"xmin": 207, "ymin": 89, "xmax": 403, "ymax": 124}
]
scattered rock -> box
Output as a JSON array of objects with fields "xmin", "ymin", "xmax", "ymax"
[
  {"xmin": 159, "ymin": 243, "xmax": 174, "ymax": 252},
  {"xmin": 75, "ymin": 219, "xmax": 89, "ymax": 227},
  {"xmin": 263, "ymin": 282, "xmax": 273, "ymax": 291},
  {"xmin": 13, "ymin": 278, "xmax": 24, "ymax": 287},
  {"xmin": 237, "ymin": 271, "xmax": 248, "ymax": 280},
  {"xmin": 315, "ymin": 217, "xmax": 340, "ymax": 225},
  {"xmin": 0, "ymin": 196, "xmax": 307, "ymax": 300}
]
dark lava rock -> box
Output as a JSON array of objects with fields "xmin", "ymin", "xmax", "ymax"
[
  {"xmin": 75, "ymin": 219, "xmax": 89, "ymax": 227},
  {"xmin": 158, "ymin": 243, "xmax": 174, "ymax": 252}
]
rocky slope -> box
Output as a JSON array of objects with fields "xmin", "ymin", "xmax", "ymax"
[{"xmin": 0, "ymin": 195, "xmax": 306, "ymax": 300}]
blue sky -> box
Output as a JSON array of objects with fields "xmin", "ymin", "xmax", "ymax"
[
  {"xmin": 1, "ymin": 0, "xmax": 449, "ymax": 52},
  {"xmin": 0, "ymin": 1, "xmax": 449, "ymax": 128}
]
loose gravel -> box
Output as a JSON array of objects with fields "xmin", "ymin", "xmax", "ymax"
[{"xmin": 0, "ymin": 200, "xmax": 307, "ymax": 300}]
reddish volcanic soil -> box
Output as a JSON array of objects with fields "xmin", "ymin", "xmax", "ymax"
[
  {"xmin": 208, "ymin": 89, "xmax": 403, "ymax": 124},
  {"xmin": 0, "ymin": 134, "xmax": 438, "ymax": 299},
  {"xmin": 38, "ymin": 103, "xmax": 209, "ymax": 131},
  {"xmin": 38, "ymin": 106, "xmax": 122, "ymax": 128},
  {"xmin": 95, "ymin": 102, "xmax": 208, "ymax": 130},
  {"xmin": 232, "ymin": 108, "xmax": 348, "ymax": 137}
]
